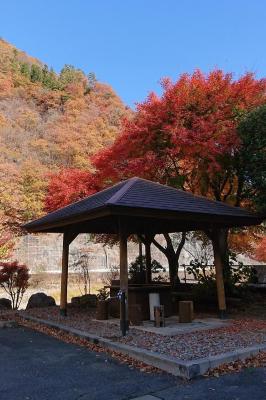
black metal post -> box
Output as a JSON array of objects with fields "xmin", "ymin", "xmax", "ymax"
[{"xmin": 120, "ymin": 291, "xmax": 127, "ymax": 336}]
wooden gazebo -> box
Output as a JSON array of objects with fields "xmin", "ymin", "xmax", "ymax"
[{"xmin": 23, "ymin": 177, "xmax": 264, "ymax": 333}]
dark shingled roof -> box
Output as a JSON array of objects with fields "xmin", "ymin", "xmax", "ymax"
[{"xmin": 23, "ymin": 177, "xmax": 264, "ymax": 234}]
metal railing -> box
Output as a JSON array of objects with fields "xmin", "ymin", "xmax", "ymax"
[{"xmin": 180, "ymin": 264, "xmax": 266, "ymax": 284}]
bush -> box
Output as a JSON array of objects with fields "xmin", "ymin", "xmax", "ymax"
[
  {"xmin": 0, "ymin": 261, "xmax": 29, "ymax": 309},
  {"xmin": 186, "ymin": 252, "xmax": 257, "ymax": 298},
  {"xmin": 129, "ymin": 255, "xmax": 166, "ymax": 283}
]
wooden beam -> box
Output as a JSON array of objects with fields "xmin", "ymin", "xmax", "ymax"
[
  {"xmin": 212, "ymin": 229, "xmax": 227, "ymax": 318},
  {"xmin": 119, "ymin": 220, "xmax": 128, "ymax": 335},
  {"xmin": 60, "ymin": 231, "xmax": 78, "ymax": 316}
]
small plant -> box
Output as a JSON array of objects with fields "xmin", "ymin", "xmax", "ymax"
[
  {"xmin": 186, "ymin": 259, "xmax": 215, "ymax": 286},
  {"xmin": 0, "ymin": 261, "xmax": 30, "ymax": 309},
  {"xmin": 97, "ymin": 287, "xmax": 109, "ymax": 301},
  {"xmin": 226, "ymin": 252, "xmax": 258, "ymax": 293},
  {"xmin": 70, "ymin": 250, "xmax": 92, "ymax": 295},
  {"xmin": 101, "ymin": 264, "xmax": 119, "ymax": 286}
]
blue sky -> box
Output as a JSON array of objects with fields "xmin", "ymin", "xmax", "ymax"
[{"xmin": 1, "ymin": 1, "xmax": 266, "ymax": 107}]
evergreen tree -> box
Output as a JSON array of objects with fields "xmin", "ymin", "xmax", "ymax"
[
  {"xmin": 59, "ymin": 64, "xmax": 85, "ymax": 87},
  {"xmin": 30, "ymin": 64, "xmax": 43, "ymax": 83},
  {"xmin": 237, "ymin": 105, "xmax": 266, "ymax": 212},
  {"xmin": 42, "ymin": 65, "xmax": 60, "ymax": 89},
  {"xmin": 20, "ymin": 63, "xmax": 31, "ymax": 79}
]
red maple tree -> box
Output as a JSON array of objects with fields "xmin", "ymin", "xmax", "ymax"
[
  {"xmin": 46, "ymin": 70, "xmax": 266, "ymax": 209},
  {"xmin": 0, "ymin": 261, "xmax": 30, "ymax": 309},
  {"xmin": 93, "ymin": 70, "xmax": 266, "ymax": 204},
  {"xmin": 45, "ymin": 169, "xmax": 101, "ymax": 211},
  {"xmin": 45, "ymin": 70, "xmax": 266, "ymax": 284}
]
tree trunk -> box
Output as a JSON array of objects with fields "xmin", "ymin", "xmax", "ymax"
[
  {"xmin": 152, "ymin": 232, "xmax": 186, "ymax": 288},
  {"xmin": 167, "ymin": 253, "xmax": 180, "ymax": 287}
]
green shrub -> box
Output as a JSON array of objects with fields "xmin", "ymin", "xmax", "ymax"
[
  {"xmin": 129, "ymin": 255, "xmax": 166, "ymax": 283},
  {"xmin": 186, "ymin": 252, "xmax": 258, "ymax": 298}
]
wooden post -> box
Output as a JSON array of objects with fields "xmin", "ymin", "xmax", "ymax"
[
  {"xmin": 119, "ymin": 221, "xmax": 129, "ymax": 335},
  {"xmin": 212, "ymin": 229, "xmax": 227, "ymax": 318},
  {"xmin": 145, "ymin": 238, "xmax": 152, "ymax": 284},
  {"xmin": 60, "ymin": 231, "xmax": 78, "ymax": 316},
  {"xmin": 138, "ymin": 240, "xmax": 143, "ymax": 272},
  {"xmin": 179, "ymin": 301, "xmax": 194, "ymax": 323}
]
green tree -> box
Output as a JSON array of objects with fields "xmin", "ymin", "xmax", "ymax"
[
  {"xmin": 20, "ymin": 62, "xmax": 31, "ymax": 78},
  {"xmin": 42, "ymin": 65, "xmax": 60, "ymax": 90},
  {"xmin": 59, "ymin": 64, "xmax": 85, "ymax": 87},
  {"xmin": 237, "ymin": 105, "xmax": 266, "ymax": 212},
  {"xmin": 30, "ymin": 64, "xmax": 43, "ymax": 83}
]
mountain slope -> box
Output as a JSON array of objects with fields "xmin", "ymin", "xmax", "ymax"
[{"xmin": 0, "ymin": 39, "xmax": 129, "ymax": 230}]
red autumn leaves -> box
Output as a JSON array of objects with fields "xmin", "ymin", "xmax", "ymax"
[{"xmin": 0, "ymin": 261, "xmax": 30, "ymax": 309}]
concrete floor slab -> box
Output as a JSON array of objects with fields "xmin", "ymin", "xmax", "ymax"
[
  {"xmin": 94, "ymin": 316, "xmax": 230, "ymax": 336},
  {"xmin": 133, "ymin": 317, "xmax": 230, "ymax": 336}
]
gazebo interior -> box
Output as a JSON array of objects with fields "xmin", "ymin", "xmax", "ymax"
[{"xmin": 24, "ymin": 177, "xmax": 264, "ymax": 335}]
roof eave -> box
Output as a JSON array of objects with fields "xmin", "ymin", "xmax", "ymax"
[
  {"xmin": 107, "ymin": 204, "xmax": 265, "ymax": 226},
  {"xmin": 22, "ymin": 203, "xmax": 265, "ymax": 234},
  {"xmin": 22, "ymin": 205, "xmax": 111, "ymax": 233}
]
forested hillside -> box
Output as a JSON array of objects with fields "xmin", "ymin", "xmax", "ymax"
[{"xmin": 0, "ymin": 39, "xmax": 129, "ymax": 234}]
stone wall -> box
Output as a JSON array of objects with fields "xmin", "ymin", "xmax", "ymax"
[
  {"xmin": 13, "ymin": 234, "xmax": 118, "ymax": 273},
  {"xmin": 13, "ymin": 233, "xmax": 263, "ymax": 276},
  {"xmin": 13, "ymin": 234, "xmax": 159, "ymax": 273}
]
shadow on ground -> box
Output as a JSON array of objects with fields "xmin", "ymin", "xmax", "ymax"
[{"xmin": 0, "ymin": 327, "xmax": 265, "ymax": 400}]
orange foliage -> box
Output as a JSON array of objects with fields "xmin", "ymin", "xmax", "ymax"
[
  {"xmin": 0, "ymin": 39, "xmax": 128, "ymax": 233},
  {"xmin": 254, "ymin": 237, "xmax": 266, "ymax": 262}
]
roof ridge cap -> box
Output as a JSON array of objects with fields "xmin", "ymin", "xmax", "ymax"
[{"xmin": 106, "ymin": 177, "xmax": 139, "ymax": 205}]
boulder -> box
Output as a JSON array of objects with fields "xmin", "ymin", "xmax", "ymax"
[
  {"xmin": 0, "ymin": 298, "xmax": 12, "ymax": 310},
  {"xmin": 26, "ymin": 292, "xmax": 56, "ymax": 309},
  {"xmin": 71, "ymin": 294, "xmax": 97, "ymax": 308}
]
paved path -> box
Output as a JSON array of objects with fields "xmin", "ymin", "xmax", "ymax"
[{"xmin": 0, "ymin": 327, "xmax": 265, "ymax": 400}]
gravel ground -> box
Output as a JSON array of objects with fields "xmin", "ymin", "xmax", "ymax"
[
  {"xmin": 119, "ymin": 319, "xmax": 266, "ymax": 360},
  {"xmin": 19, "ymin": 306, "xmax": 123, "ymax": 338},
  {"xmin": 16, "ymin": 306, "xmax": 266, "ymax": 361}
]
